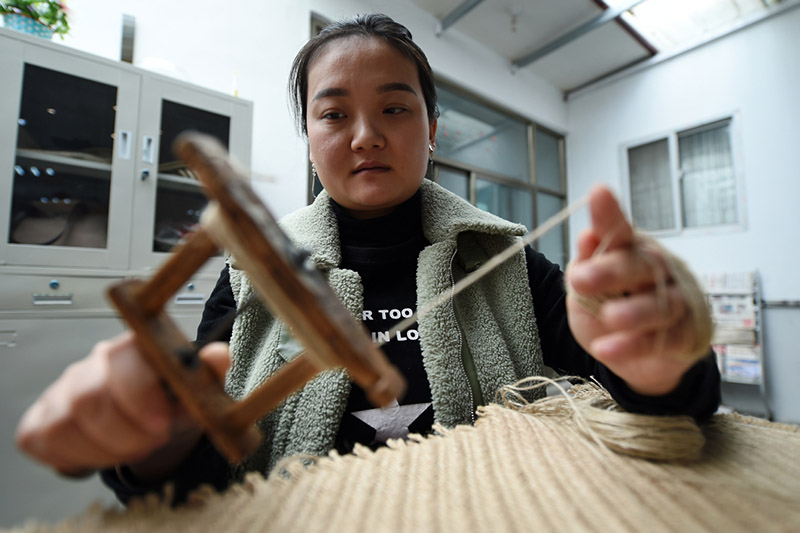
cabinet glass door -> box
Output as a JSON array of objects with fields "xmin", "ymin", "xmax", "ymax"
[
  {"xmin": 131, "ymin": 78, "xmax": 251, "ymax": 273},
  {"xmin": 152, "ymin": 100, "xmax": 230, "ymax": 253},
  {"xmin": 0, "ymin": 40, "xmax": 139, "ymax": 269},
  {"xmin": 10, "ymin": 64, "xmax": 116, "ymax": 250}
]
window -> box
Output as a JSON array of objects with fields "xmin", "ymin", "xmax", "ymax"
[
  {"xmin": 437, "ymin": 86, "xmax": 530, "ymax": 183},
  {"xmin": 433, "ymin": 84, "xmax": 568, "ymax": 268},
  {"xmin": 625, "ymin": 118, "xmax": 739, "ymax": 233}
]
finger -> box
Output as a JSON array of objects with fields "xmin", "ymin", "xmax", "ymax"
[
  {"xmin": 71, "ymin": 381, "xmax": 170, "ymax": 459},
  {"xmin": 103, "ymin": 333, "xmax": 173, "ymax": 436},
  {"xmin": 575, "ymin": 228, "xmax": 600, "ymax": 262},
  {"xmin": 199, "ymin": 342, "xmax": 231, "ymax": 383},
  {"xmin": 568, "ymin": 247, "xmax": 669, "ymax": 295},
  {"xmin": 600, "ymin": 285, "xmax": 687, "ymax": 332},
  {"xmin": 17, "ymin": 400, "xmax": 119, "ymax": 472},
  {"xmin": 590, "ymin": 314, "xmax": 697, "ymax": 364},
  {"xmin": 45, "ymin": 420, "xmax": 124, "ymax": 473},
  {"xmin": 16, "ymin": 342, "xmax": 169, "ymax": 470},
  {"xmin": 588, "ymin": 186, "xmax": 634, "ymax": 252}
]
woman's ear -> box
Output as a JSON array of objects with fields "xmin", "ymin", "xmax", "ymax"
[{"xmin": 428, "ymin": 118, "xmax": 438, "ymax": 148}]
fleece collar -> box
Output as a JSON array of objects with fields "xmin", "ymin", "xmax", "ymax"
[{"xmin": 279, "ymin": 180, "xmax": 527, "ymax": 270}]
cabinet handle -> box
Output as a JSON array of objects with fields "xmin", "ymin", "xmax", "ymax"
[
  {"xmin": 33, "ymin": 293, "xmax": 74, "ymax": 305},
  {"xmin": 0, "ymin": 330, "xmax": 17, "ymax": 348},
  {"xmin": 142, "ymin": 135, "xmax": 155, "ymax": 164},
  {"xmin": 118, "ymin": 130, "xmax": 132, "ymax": 160}
]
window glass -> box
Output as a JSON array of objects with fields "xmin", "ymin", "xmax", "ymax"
[
  {"xmin": 627, "ymin": 138, "xmax": 675, "ymax": 231},
  {"xmin": 679, "ymin": 121, "xmax": 737, "ymax": 228},
  {"xmin": 535, "ymin": 129, "xmax": 563, "ymax": 191},
  {"xmin": 436, "ymin": 167, "xmax": 469, "ymax": 201},
  {"xmin": 436, "ymin": 86, "xmax": 530, "ymax": 183},
  {"xmin": 475, "ymin": 178, "xmax": 533, "ymax": 229},
  {"xmin": 536, "ymin": 192, "xmax": 566, "ymax": 269}
]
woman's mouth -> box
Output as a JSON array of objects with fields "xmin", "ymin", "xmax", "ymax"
[{"xmin": 353, "ymin": 161, "xmax": 391, "ymax": 174}]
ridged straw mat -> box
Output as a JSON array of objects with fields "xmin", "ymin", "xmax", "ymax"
[{"xmin": 8, "ymin": 406, "xmax": 800, "ymax": 533}]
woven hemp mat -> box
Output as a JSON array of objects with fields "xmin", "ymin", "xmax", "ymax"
[{"xmin": 9, "ymin": 406, "xmax": 800, "ymax": 533}]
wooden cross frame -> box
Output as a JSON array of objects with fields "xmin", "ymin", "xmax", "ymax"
[{"xmin": 107, "ymin": 132, "xmax": 406, "ymax": 463}]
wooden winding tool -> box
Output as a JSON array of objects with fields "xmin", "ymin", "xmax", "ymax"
[{"xmin": 107, "ymin": 132, "xmax": 406, "ymax": 463}]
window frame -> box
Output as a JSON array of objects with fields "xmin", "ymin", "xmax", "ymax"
[
  {"xmin": 431, "ymin": 78, "xmax": 569, "ymax": 265},
  {"xmin": 621, "ymin": 113, "xmax": 746, "ymax": 237}
]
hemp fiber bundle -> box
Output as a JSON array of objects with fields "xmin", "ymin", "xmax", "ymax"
[{"xmin": 8, "ymin": 401, "xmax": 800, "ymax": 533}]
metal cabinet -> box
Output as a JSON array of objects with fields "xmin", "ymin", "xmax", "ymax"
[
  {"xmin": 0, "ymin": 29, "xmax": 252, "ymax": 274},
  {"xmin": 0, "ymin": 33, "xmax": 140, "ymax": 270},
  {"xmin": 0, "ymin": 28, "xmax": 252, "ymax": 527},
  {"xmin": 0, "ymin": 316, "xmax": 125, "ymax": 526}
]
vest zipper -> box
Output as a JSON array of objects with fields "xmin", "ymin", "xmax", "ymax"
[{"xmin": 448, "ymin": 249, "xmax": 481, "ymax": 424}]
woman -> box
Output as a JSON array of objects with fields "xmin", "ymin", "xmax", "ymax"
[{"xmin": 16, "ymin": 14, "xmax": 720, "ymax": 503}]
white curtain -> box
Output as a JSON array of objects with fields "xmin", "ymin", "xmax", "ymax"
[
  {"xmin": 679, "ymin": 121, "xmax": 737, "ymax": 227},
  {"xmin": 628, "ymin": 138, "xmax": 675, "ymax": 231}
]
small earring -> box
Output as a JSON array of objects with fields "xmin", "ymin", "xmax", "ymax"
[
  {"xmin": 310, "ymin": 162, "xmax": 320, "ymax": 199},
  {"xmin": 428, "ymin": 143, "xmax": 435, "ymax": 153}
]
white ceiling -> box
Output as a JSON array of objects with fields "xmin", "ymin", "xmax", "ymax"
[{"xmin": 411, "ymin": 0, "xmax": 655, "ymax": 92}]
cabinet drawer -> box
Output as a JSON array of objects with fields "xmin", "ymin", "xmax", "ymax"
[
  {"xmin": 0, "ymin": 272, "xmax": 218, "ymax": 313},
  {"xmin": 165, "ymin": 276, "xmax": 216, "ymax": 311},
  {"xmin": 0, "ymin": 273, "xmax": 122, "ymax": 312}
]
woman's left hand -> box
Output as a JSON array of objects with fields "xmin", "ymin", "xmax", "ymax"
[{"xmin": 565, "ymin": 186, "xmax": 699, "ymax": 396}]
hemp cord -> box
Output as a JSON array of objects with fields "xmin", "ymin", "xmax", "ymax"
[{"xmin": 497, "ymin": 376, "xmax": 706, "ymax": 462}]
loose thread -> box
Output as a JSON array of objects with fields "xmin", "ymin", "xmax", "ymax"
[{"xmin": 497, "ymin": 376, "xmax": 706, "ymax": 462}]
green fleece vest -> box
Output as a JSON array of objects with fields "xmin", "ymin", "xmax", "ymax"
[{"xmin": 226, "ymin": 180, "xmax": 544, "ymax": 476}]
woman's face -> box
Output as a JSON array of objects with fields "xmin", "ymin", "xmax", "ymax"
[{"xmin": 306, "ymin": 36, "xmax": 437, "ymax": 218}]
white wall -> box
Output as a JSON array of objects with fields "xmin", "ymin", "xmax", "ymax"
[
  {"xmin": 53, "ymin": 0, "xmax": 565, "ymax": 219},
  {"xmin": 566, "ymin": 7, "xmax": 800, "ymax": 423}
]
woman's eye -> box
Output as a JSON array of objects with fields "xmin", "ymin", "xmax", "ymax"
[
  {"xmin": 322, "ymin": 111, "xmax": 344, "ymax": 120},
  {"xmin": 384, "ymin": 107, "xmax": 407, "ymax": 115}
]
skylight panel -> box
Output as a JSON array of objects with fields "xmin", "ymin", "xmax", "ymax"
[{"xmin": 609, "ymin": 0, "xmax": 786, "ymax": 53}]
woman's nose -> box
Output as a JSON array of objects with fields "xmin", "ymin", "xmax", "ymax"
[{"xmin": 350, "ymin": 115, "xmax": 385, "ymax": 151}]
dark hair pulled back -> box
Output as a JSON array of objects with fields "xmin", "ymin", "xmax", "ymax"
[{"xmin": 289, "ymin": 13, "xmax": 439, "ymax": 136}]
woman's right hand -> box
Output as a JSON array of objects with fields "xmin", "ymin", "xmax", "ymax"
[{"xmin": 15, "ymin": 332, "xmax": 230, "ymax": 480}]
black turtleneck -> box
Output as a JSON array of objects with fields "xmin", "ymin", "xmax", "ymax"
[{"xmin": 330, "ymin": 191, "xmax": 435, "ymax": 453}]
